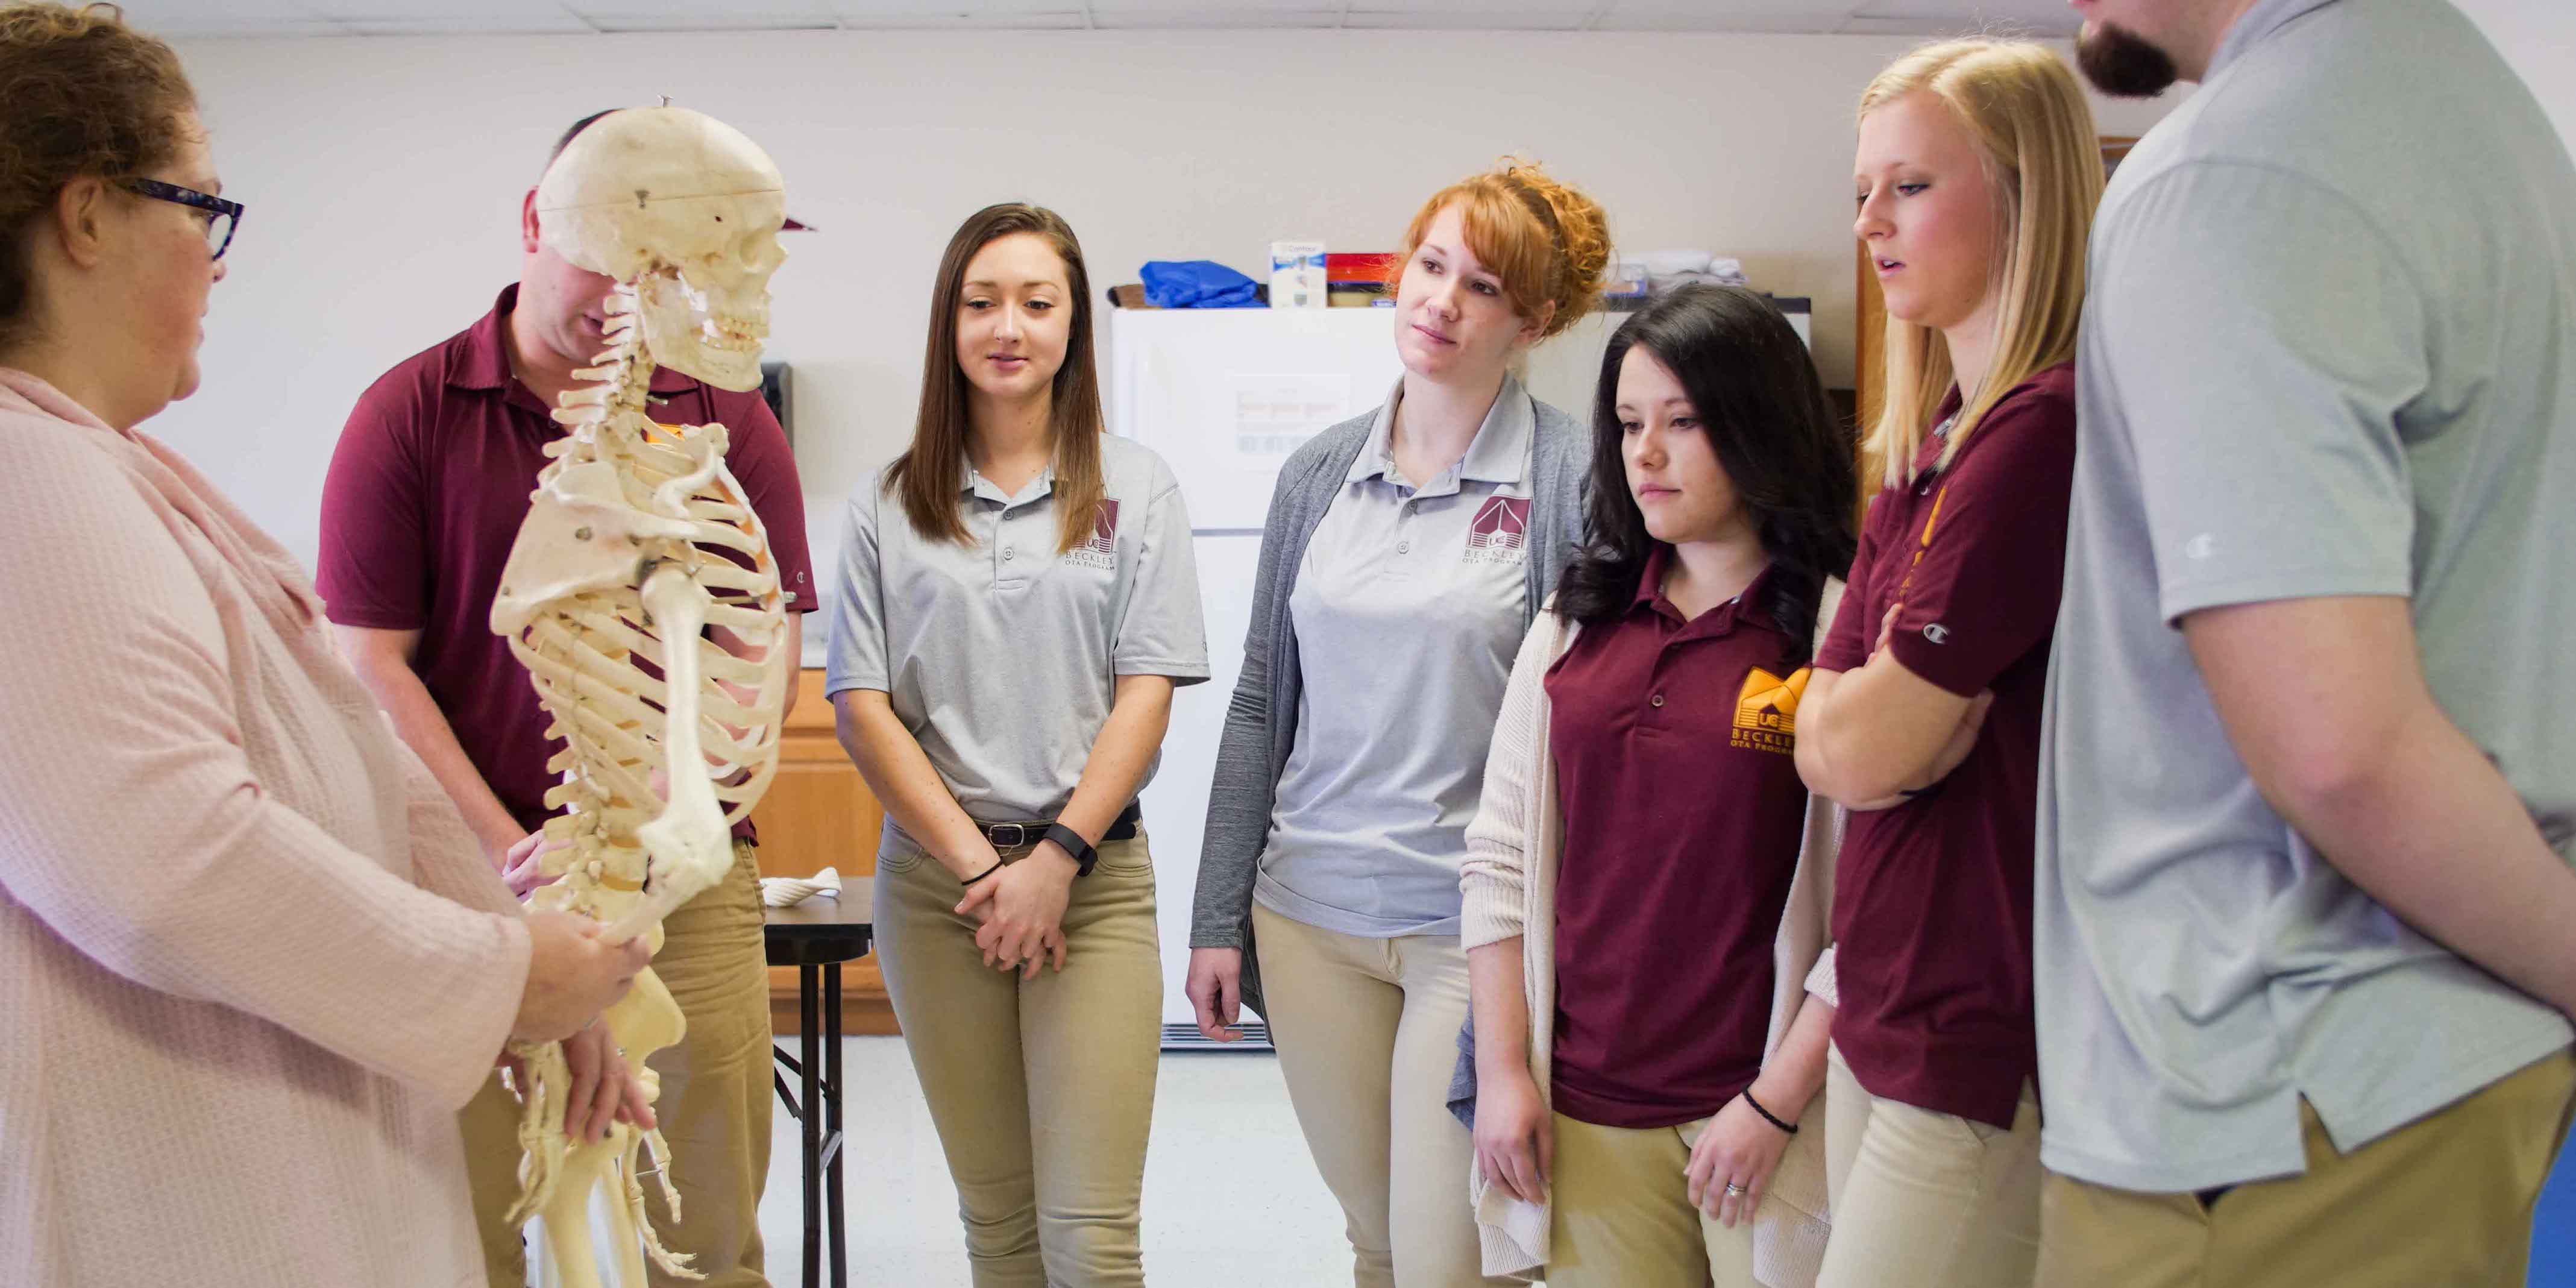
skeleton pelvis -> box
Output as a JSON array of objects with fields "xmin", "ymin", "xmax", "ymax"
[{"xmin": 612, "ymin": 958, "xmax": 686, "ymax": 1074}]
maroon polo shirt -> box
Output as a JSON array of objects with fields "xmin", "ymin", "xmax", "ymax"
[
  {"xmin": 1544, "ymin": 548, "xmax": 1811, "ymax": 1129},
  {"xmin": 316, "ymin": 284, "xmax": 815, "ymax": 842},
  {"xmin": 1815, "ymin": 362, "xmax": 2075, "ymax": 1129}
]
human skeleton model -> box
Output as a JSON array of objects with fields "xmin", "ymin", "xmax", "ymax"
[{"xmin": 487, "ymin": 105, "xmax": 792, "ymax": 1286}]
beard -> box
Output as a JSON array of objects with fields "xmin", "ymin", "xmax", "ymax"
[{"xmin": 2077, "ymin": 20, "xmax": 2181, "ymax": 97}]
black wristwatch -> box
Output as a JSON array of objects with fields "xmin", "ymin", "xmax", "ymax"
[{"xmin": 1040, "ymin": 822, "xmax": 1099, "ymax": 878}]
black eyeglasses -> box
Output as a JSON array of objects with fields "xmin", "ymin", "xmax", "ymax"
[{"xmin": 119, "ymin": 177, "xmax": 243, "ymax": 260}]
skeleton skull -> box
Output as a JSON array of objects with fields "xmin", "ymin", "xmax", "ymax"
[{"xmin": 535, "ymin": 106, "xmax": 787, "ymax": 392}]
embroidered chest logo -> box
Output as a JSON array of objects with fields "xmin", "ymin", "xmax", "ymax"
[
  {"xmin": 1731, "ymin": 666, "xmax": 1811, "ymax": 756},
  {"xmin": 1463, "ymin": 495, "xmax": 1531, "ymax": 564},
  {"xmin": 1067, "ymin": 498, "xmax": 1120, "ymax": 571}
]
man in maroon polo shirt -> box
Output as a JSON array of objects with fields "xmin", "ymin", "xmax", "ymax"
[{"xmin": 318, "ymin": 110, "xmax": 813, "ymax": 1287}]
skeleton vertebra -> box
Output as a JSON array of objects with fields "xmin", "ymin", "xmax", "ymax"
[{"xmin": 490, "ymin": 105, "xmax": 793, "ymax": 1287}]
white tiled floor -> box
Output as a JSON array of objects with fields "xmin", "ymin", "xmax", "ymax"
[{"xmin": 756, "ymin": 1037, "xmax": 1352, "ymax": 1287}]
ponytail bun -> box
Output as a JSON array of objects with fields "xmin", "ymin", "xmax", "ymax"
[{"xmin": 1396, "ymin": 157, "xmax": 1615, "ymax": 340}]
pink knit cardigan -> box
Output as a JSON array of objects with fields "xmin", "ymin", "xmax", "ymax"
[{"xmin": 0, "ymin": 369, "xmax": 532, "ymax": 1286}]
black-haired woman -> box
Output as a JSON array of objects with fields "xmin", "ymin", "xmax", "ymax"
[{"xmin": 1460, "ymin": 284, "xmax": 1858, "ymax": 1287}]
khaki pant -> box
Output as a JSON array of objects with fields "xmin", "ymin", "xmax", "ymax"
[
  {"xmin": 1251, "ymin": 903, "xmax": 1512, "ymax": 1288},
  {"xmin": 1546, "ymin": 1111, "xmax": 1758, "ymax": 1288},
  {"xmin": 876, "ymin": 830, "xmax": 1163, "ymax": 1287},
  {"xmin": 463, "ymin": 840, "xmax": 776, "ymax": 1287},
  {"xmin": 2037, "ymin": 1048, "xmax": 2576, "ymax": 1288},
  {"xmin": 1816, "ymin": 1042, "xmax": 2042, "ymax": 1288}
]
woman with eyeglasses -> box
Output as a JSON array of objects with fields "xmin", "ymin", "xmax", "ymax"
[{"xmin": 0, "ymin": 7, "xmax": 652, "ymax": 1283}]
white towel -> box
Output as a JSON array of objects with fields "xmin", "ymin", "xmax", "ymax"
[{"xmin": 759, "ymin": 867, "xmax": 841, "ymax": 908}]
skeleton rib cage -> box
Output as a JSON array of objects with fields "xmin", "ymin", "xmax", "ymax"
[{"xmin": 498, "ymin": 283, "xmax": 791, "ymax": 923}]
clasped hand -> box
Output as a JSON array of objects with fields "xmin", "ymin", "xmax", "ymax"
[{"xmin": 955, "ymin": 843, "xmax": 1075, "ymax": 978}]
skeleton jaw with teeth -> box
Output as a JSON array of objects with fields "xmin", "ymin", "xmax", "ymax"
[{"xmin": 627, "ymin": 204, "xmax": 783, "ymax": 391}]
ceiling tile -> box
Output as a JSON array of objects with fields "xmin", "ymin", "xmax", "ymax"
[
  {"xmin": 835, "ymin": 0, "xmax": 1081, "ymax": 10},
  {"xmin": 1592, "ymin": 12, "xmax": 1838, "ymax": 31},
  {"xmin": 831, "ymin": 0, "xmax": 1085, "ymax": 20},
  {"xmin": 1856, "ymin": 0, "xmax": 2071, "ymax": 17},
  {"xmin": 120, "ymin": 0, "xmax": 2084, "ymax": 38},
  {"xmin": 345, "ymin": 16, "xmax": 594, "ymax": 31},
  {"xmin": 835, "ymin": 11, "xmax": 1090, "ymax": 27},
  {"xmin": 125, "ymin": 0, "xmax": 310, "ymax": 17},
  {"xmin": 1088, "ymin": 0, "xmax": 1329, "ymax": 11},
  {"xmin": 309, "ymin": 0, "xmax": 547, "ymax": 13},
  {"xmin": 1837, "ymin": 14, "xmax": 1960, "ymax": 33},
  {"xmin": 573, "ymin": 11, "xmax": 839, "ymax": 31},
  {"xmin": 562, "ymin": 0, "xmax": 832, "ymax": 13},
  {"xmin": 1092, "ymin": 7, "xmax": 1343, "ymax": 27},
  {"xmin": 1360, "ymin": 0, "xmax": 1592, "ymax": 11},
  {"xmin": 150, "ymin": 17, "xmax": 348, "ymax": 36},
  {"xmin": 1597, "ymin": 0, "xmax": 1855, "ymax": 32},
  {"xmin": 1850, "ymin": 0, "xmax": 2078, "ymax": 34},
  {"xmin": 1343, "ymin": 9, "xmax": 1584, "ymax": 29},
  {"xmin": 121, "ymin": 0, "xmax": 320, "ymax": 36}
]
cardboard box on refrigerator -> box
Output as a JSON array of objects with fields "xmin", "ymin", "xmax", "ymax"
[{"xmin": 1269, "ymin": 240, "xmax": 1326, "ymax": 309}]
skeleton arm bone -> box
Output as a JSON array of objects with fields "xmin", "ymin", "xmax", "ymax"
[
  {"xmin": 520, "ymin": 613, "xmax": 768, "ymax": 747},
  {"xmin": 528, "ymin": 606, "xmax": 783, "ymax": 796},
  {"xmin": 605, "ymin": 565, "xmax": 735, "ymax": 944}
]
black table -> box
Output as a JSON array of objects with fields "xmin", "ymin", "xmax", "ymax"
[{"xmin": 764, "ymin": 888, "xmax": 875, "ymax": 1288}]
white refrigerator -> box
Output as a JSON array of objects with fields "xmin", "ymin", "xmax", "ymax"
[{"xmin": 1107, "ymin": 307, "xmax": 1405, "ymax": 1048}]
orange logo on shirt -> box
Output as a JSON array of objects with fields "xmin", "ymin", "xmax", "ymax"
[{"xmin": 1732, "ymin": 666, "xmax": 1810, "ymax": 755}]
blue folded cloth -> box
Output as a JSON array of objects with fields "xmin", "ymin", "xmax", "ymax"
[
  {"xmin": 1140, "ymin": 259, "xmax": 1261, "ymax": 309},
  {"xmin": 1449, "ymin": 1014, "xmax": 1478, "ymax": 1129}
]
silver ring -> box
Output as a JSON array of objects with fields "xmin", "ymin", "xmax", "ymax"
[{"xmin": 1723, "ymin": 1183, "xmax": 1747, "ymax": 1196}]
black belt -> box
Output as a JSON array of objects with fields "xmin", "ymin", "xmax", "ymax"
[{"xmin": 979, "ymin": 802, "xmax": 1140, "ymax": 850}]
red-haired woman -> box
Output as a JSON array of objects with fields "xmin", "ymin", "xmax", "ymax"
[{"xmin": 1187, "ymin": 160, "xmax": 1612, "ymax": 1287}]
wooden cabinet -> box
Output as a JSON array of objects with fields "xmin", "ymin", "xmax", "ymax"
[{"xmin": 750, "ymin": 670, "xmax": 896, "ymax": 1034}]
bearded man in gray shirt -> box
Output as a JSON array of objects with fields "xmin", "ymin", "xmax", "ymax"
[{"xmin": 2034, "ymin": 1, "xmax": 2576, "ymax": 1284}]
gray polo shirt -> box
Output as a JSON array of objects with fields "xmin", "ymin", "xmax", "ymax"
[
  {"xmin": 825, "ymin": 433, "xmax": 1210, "ymax": 828},
  {"xmin": 1255, "ymin": 375, "xmax": 1539, "ymax": 937},
  {"xmin": 2036, "ymin": 0, "xmax": 2576, "ymax": 1193}
]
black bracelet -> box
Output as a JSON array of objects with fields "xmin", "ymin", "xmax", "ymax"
[
  {"xmin": 960, "ymin": 858, "xmax": 1005, "ymax": 887},
  {"xmin": 1897, "ymin": 778, "xmax": 1947, "ymax": 800},
  {"xmin": 1741, "ymin": 1088, "xmax": 1798, "ymax": 1136},
  {"xmin": 1040, "ymin": 821, "xmax": 1101, "ymax": 878}
]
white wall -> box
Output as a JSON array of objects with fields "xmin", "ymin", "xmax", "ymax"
[
  {"xmin": 158, "ymin": 27, "xmax": 2175, "ymax": 582},
  {"xmin": 2457, "ymin": 0, "xmax": 2576, "ymax": 145}
]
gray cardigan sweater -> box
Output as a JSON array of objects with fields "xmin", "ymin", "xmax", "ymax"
[{"xmin": 1190, "ymin": 385, "xmax": 1591, "ymax": 1017}]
